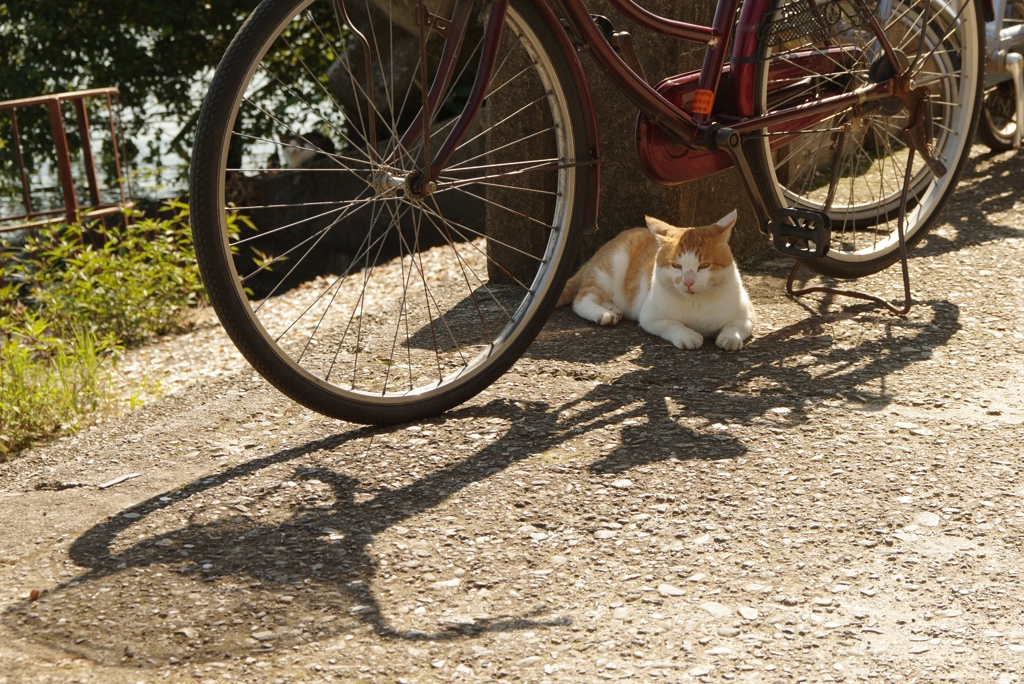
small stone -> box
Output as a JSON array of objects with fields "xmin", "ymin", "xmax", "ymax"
[
  {"xmin": 824, "ymin": 621, "xmax": 842, "ymax": 629},
  {"xmin": 251, "ymin": 630, "xmax": 274, "ymax": 641},
  {"xmin": 432, "ymin": 660, "xmax": 446, "ymax": 669},
  {"xmin": 706, "ymin": 647, "xmax": 733, "ymax": 655},
  {"xmin": 610, "ymin": 479, "xmax": 632, "ymax": 489},
  {"xmin": 515, "ymin": 656, "xmax": 542, "ymax": 667},
  {"xmin": 688, "ymin": 573, "xmax": 707, "ymax": 582},
  {"xmin": 915, "ymin": 512, "xmax": 941, "ymax": 527},
  {"xmin": 718, "ymin": 626, "xmax": 740, "ymax": 637},
  {"xmin": 594, "ymin": 529, "xmax": 617, "ymax": 540},
  {"xmin": 175, "ymin": 627, "xmax": 197, "ymax": 640},
  {"xmin": 814, "ymin": 597, "xmax": 833, "ymax": 606},
  {"xmin": 701, "ymin": 602, "xmax": 733, "ymax": 619},
  {"xmin": 688, "ymin": 664, "xmax": 715, "ymax": 676},
  {"xmin": 743, "ymin": 583, "xmax": 766, "ymax": 593},
  {"xmin": 909, "ymin": 645, "xmax": 930, "ymax": 654},
  {"xmin": 738, "ymin": 607, "xmax": 759, "ymax": 621},
  {"xmin": 658, "ymin": 583, "xmax": 685, "ymax": 597},
  {"xmin": 895, "ymin": 422, "xmax": 919, "ymax": 430},
  {"xmin": 938, "ymin": 609, "xmax": 963, "ymax": 617},
  {"xmin": 693, "ymin": 534, "xmax": 712, "ymax": 545},
  {"xmin": 432, "ymin": 578, "xmax": 461, "ymax": 589},
  {"xmin": 770, "ymin": 407, "xmax": 791, "ymax": 414},
  {"xmin": 124, "ymin": 644, "xmax": 137, "ymax": 657},
  {"xmin": 896, "ymin": 496, "xmax": 913, "ymax": 504},
  {"xmin": 612, "ymin": 606, "xmax": 631, "ymax": 619},
  {"xmin": 910, "ymin": 428, "xmax": 935, "ymax": 436},
  {"xmin": 123, "ymin": 512, "xmax": 141, "ymax": 519},
  {"xmin": 860, "ymin": 588, "xmax": 877, "ymax": 597},
  {"xmin": 551, "ymin": 555, "xmax": 567, "ymax": 565}
]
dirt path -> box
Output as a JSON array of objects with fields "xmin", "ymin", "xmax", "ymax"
[{"xmin": 1, "ymin": 146, "xmax": 1023, "ymax": 684}]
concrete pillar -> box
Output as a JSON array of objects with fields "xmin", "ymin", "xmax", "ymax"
[{"xmin": 575, "ymin": 0, "xmax": 765, "ymax": 263}]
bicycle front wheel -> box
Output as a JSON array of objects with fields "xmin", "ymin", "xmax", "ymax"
[
  {"xmin": 190, "ymin": 0, "xmax": 590, "ymax": 424},
  {"xmin": 748, "ymin": 0, "xmax": 984, "ymax": 278}
]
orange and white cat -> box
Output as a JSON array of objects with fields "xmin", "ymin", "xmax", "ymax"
[{"xmin": 558, "ymin": 210, "xmax": 755, "ymax": 350}]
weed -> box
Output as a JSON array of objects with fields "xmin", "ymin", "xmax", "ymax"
[
  {"xmin": 0, "ymin": 202, "xmax": 206, "ymax": 459},
  {"xmin": 3, "ymin": 203, "xmax": 204, "ymax": 345}
]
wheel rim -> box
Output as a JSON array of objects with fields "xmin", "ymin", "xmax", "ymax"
[
  {"xmin": 756, "ymin": 0, "xmax": 980, "ymax": 264},
  {"xmin": 210, "ymin": 0, "xmax": 575, "ymax": 406}
]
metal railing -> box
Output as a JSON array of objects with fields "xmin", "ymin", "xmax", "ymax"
[{"xmin": 0, "ymin": 87, "xmax": 133, "ymax": 233}]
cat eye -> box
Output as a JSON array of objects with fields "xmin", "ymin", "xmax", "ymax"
[
  {"xmin": 671, "ymin": 263, "xmax": 683, "ymax": 270},
  {"xmin": 698, "ymin": 262, "xmax": 711, "ymax": 270}
]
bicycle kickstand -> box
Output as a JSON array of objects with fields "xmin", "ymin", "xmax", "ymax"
[{"xmin": 782, "ymin": 92, "xmax": 948, "ymax": 318}]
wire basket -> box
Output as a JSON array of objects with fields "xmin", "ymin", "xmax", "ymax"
[{"xmin": 758, "ymin": 0, "xmax": 872, "ymax": 48}]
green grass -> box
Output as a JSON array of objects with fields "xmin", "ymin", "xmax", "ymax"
[{"xmin": 0, "ymin": 202, "xmax": 204, "ymax": 459}]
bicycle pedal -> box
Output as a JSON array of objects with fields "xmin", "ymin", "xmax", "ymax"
[{"xmin": 769, "ymin": 208, "xmax": 831, "ymax": 259}]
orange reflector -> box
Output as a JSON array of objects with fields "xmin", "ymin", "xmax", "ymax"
[{"xmin": 692, "ymin": 89, "xmax": 714, "ymax": 115}]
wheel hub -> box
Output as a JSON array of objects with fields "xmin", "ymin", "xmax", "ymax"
[
  {"xmin": 372, "ymin": 171, "xmax": 405, "ymax": 197},
  {"xmin": 868, "ymin": 49, "xmax": 911, "ymax": 116}
]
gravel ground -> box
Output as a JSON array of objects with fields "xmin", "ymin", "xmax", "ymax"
[{"xmin": 1, "ymin": 146, "xmax": 1023, "ymax": 684}]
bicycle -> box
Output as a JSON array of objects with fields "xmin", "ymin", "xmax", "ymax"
[
  {"xmin": 190, "ymin": 0, "xmax": 985, "ymax": 424},
  {"xmin": 980, "ymin": 0, "xmax": 1023, "ymax": 149}
]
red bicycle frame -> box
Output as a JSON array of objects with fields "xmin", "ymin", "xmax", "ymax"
[{"xmin": 399, "ymin": 0, "xmax": 907, "ymax": 229}]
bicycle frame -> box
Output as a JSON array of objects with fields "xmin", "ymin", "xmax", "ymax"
[{"xmin": 398, "ymin": 0, "xmax": 916, "ymax": 231}]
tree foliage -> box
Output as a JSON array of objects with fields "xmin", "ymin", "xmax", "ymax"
[
  {"xmin": 1, "ymin": 1, "xmax": 257, "ymax": 116},
  {"xmin": 0, "ymin": 0, "xmax": 348, "ymax": 193},
  {"xmin": 0, "ymin": 1, "xmax": 257, "ymax": 189}
]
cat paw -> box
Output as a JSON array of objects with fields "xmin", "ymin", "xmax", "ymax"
[
  {"xmin": 670, "ymin": 329, "xmax": 703, "ymax": 349},
  {"xmin": 716, "ymin": 330, "xmax": 744, "ymax": 350},
  {"xmin": 596, "ymin": 309, "xmax": 622, "ymax": 326}
]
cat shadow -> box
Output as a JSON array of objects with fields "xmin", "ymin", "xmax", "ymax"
[{"xmin": 533, "ymin": 295, "xmax": 958, "ymax": 473}]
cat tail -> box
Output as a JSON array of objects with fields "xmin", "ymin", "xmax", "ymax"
[{"xmin": 557, "ymin": 270, "xmax": 583, "ymax": 308}]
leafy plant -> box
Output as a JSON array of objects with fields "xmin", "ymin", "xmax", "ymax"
[
  {"xmin": 0, "ymin": 202, "xmax": 208, "ymax": 458},
  {"xmin": 2, "ymin": 203, "xmax": 205, "ymax": 345},
  {"xmin": 0, "ymin": 315, "xmax": 119, "ymax": 459}
]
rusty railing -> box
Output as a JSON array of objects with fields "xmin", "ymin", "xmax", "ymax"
[{"xmin": 1, "ymin": 87, "xmax": 133, "ymax": 233}]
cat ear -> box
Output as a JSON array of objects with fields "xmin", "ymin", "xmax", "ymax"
[
  {"xmin": 645, "ymin": 216, "xmax": 676, "ymax": 240},
  {"xmin": 711, "ymin": 209, "xmax": 738, "ymax": 239}
]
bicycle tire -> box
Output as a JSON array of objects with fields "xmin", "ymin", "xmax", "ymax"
[
  {"xmin": 190, "ymin": 0, "xmax": 590, "ymax": 424},
  {"xmin": 976, "ymin": 80, "xmax": 1018, "ymax": 151},
  {"xmin": 746, "ymin": 0, "xmax": 984, "ymax": 279}
]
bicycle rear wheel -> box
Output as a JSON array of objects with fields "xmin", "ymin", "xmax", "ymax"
[
  {"xmin": 977, "ymin": 79, "xmax": 1019, "ymax": 151},
  {"xmin": 190, "ymin": 0, "xmax": 590, "ymax": 424},
  {"xmin": 748, "ymin": 0, "xmax": 984, "ymax": 279}
]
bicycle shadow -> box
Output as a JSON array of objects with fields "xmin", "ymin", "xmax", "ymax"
[
  {"xmin": 4, "ymin": 409, "xmax": 581, "ymax": 667},
  {"xmin": 2, "ymin": 287, "xmax": 958, "ymax": 670}
]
